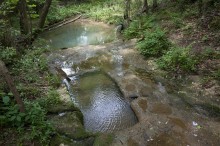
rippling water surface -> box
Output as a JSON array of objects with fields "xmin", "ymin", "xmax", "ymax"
[
  {"xmin": 71, "ymin": 72, "xmax": 137, "ymax": 133},
  {"xmin": 44, "ymin": 20, "xmax": 137, "ymax": 133}
]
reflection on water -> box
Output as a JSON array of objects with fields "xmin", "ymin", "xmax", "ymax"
[
  {"xmin": 71, "ymin": 72, "xmax": 137, "ymax": 133},
  {"xmin": 46, "ymin": 20, "xmax": 137, "ymax": 133},
  {"xmin": 40, "ymin": 21, "xmax": 115, "ymax": 49}
]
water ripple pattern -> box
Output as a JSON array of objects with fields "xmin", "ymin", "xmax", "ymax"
[{"xmin": 71, "ymin": 72, "xmax": 137, "ymax": 133}]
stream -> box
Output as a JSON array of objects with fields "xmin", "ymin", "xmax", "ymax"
[
  {"xmin": 43, "ymin": 19, "xmax": 220, "ymax": 145},
  {"xmin": 42, "ymin": 19, "xmax": 138, "ymax": 133},
  {"xmin": 40, "ymin": 20, "xmax": 115, "ymax": 49}
]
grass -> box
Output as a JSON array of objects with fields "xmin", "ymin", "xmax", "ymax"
[
  {"xmin": 47, "ymin": 0, "xmax": 125, "ymax": 25},
  {"xmin": 93, "ymin": 133, "xmax": 114, "ymax": 146},
  {"xmin": 157, "ymin": 46, "xmax": 198, "ymax": 73},
  {"xmin": 137, "ymin": 28, "xmax": 171, "ymax": 58}
]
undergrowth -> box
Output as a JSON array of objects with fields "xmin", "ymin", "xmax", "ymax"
[
  {"xmin": 137, "ymin": 28, "xmax": 171, "ymax": 58},
  {"xmin": 0, "ymin": 40, "xmax": 61, "ymax": 145},
  {"xmin": 0, "ymin": 96, "xmax": 54, "ymax": 145},
  {"xmin": 123, "ymin": 3, "xmax": 219, "ymax": 74},
  {"xmin": 48, "ymin": 0, "xmax": 124, "ymax": 24},
  {"xmin": 157, "ymin": 46, "xmax": 198, "ymax": 73}
]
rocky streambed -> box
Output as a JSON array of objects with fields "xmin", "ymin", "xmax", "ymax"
[{"xmin": 42, "ymin": 19, "xmax": 220, "ymax": 145}]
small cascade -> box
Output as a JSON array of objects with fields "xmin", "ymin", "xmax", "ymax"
[
  {"xmin": 111, "ymin": 48, "xmax": 124, "ymax": 77},
  {"xmin": 57, "ymin": 64, "xmax": 137, "ymax": 133},
  {"xmin": 46, "ymin": 20, "xmax": 138, "ymax": 134}
]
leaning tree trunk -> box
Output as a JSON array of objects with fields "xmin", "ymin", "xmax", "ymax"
[
  {"xmin": 18, "ymin": 0, "xmax": 30, "ymax": 35},
  {"xmin": 0, "ymin": 60, "xmax": 25, "ymax": 112},
  {"xmin": 38, "ymin": 0, "xmax": 52, "ymax": 29},
  {"xmin": 142, "ymin": 0, "xmax": 149, "ymax": 14}
]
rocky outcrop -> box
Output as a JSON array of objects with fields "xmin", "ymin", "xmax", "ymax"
[
  {"xmin": 47, "ymin": 86, "xmax": 94, "ymax": 145},
  {"xmin": 47, "ymin": 38, "xmax": 220, "ymax": 146}
]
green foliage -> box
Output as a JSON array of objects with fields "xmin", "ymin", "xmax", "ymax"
[
  {"xmin": 45, "ymin": 73, "xmax": 61, "ymax": 88},
  {"xmin": 22, "ymin": 100, "xmax": 54, "ymax": 144},
  {"xmin": 210, "ymin": 16, "xmax": 220, "ymax": 30},
  {"xmin": 12, "ymin": 47, "xmax": 49, "ymax": 83},
  {"xmin": 0, "ymin": 0, "xmax": 19, "ymax": 16},
  {"xmin": 93, "ymin": 134, "xmax": 114, "ymax": 146},
  {"xmin": 123, "ymin": 19, "xmax": 142, "ymax": 39},
  {"xmin": 123, "ymin": 16, "xmax": 156, "ymax": 39},
  {"xmin": 158, "ymin": 46, "xmax": 198, "ymax": 72},
  {"xmin": 198, "ymin": 47, "xmax": 219, "ymax": 60},
  {"xmin": 137, "ymin": 28, "xmax": 171, "ymax": 58},
  {"xmin": 123, "ymin": 15, "xmax": 170, "ymax": 58},
  {"xmin": 47, "ymin": 0, "xmax": 124, "ymax": 24},
  {"xmin": 212, "ymin": 69, "xmax": 220, "ymax": 80},
  {"xmin": 47, "ymin": 0, "xmax": 76, "ymax": 24},
  {"xmin": 0, "ymin": 98, "xmax": 53, "ymax": 145},
  {"xmin": 87, "ymin": 1, "xmax": 123, "ymax": 24},
  {"xmin": 37, "ymin": 89, "xmax": 61, "ymax": 109},
  {"xmin": 17, "ymin": 84, "xmax": 42, "ymax": 98},
  {"xmin": 0, "ymin": 47, "xmax": 17, "ymax": 65}
]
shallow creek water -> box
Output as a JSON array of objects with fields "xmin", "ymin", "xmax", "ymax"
[
  {"xmin": 43, "ymin": 20, "xmax": 137, "ymax": 133},
  {"xmin": 44, "ymin": 19, "xmax": 220, "ymax": 145},
  {"xmin": 40, "ymin": 20, "xmax": 115, "ymax": 49},
  {"xmin": 71, "ymin": 71, "xmax": 137, "ymax": 132}
]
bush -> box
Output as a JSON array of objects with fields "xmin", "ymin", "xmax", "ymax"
[
  {"xmin": 123, "ymin": 19, "xmax": 142, "ymax": 39},
  {"xmin": 12, "ymin": 47, "xmax": 49, "ymax": 83},
  {"xmin": 47, "ymin": 0, "xmax": 124, "ymax": 25},
  {"xmin": 158, "ymin": 46, "xmax": 198, "ymax": 73},
  {"xmin": 0, "ymin": 47, "xmax": 17, "ymax": 65},
  {"xmin": 123, "ymin": 16, "xmax": 156, "ymax": 39},
  {"xmin": 37, "ymin": 89, "xmax": 61, "ymax": 108},
  {"xmin": 137, "ymin": 28, "xmax": 171, "ymax": 58},
  {"xmin": 0, "ymin": 97, "xmax": 53, "ymax": 145},
  {"xmin": 212, "ymin": 69, "xmax": 220, "ymax": 80}
]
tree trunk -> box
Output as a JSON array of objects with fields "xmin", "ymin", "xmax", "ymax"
[
  {"xmin": 152, "ymin": 0, "xmax": 158, "ymax": 11},
  {"xmin": 198, "ymin": 0, "xmax": 203, "ymax": 15},
  {"xmin": 142, "ymin": 0, "xmax": 149, "ymax": 14},
  {"xmin": 124, "ymin": 0, "xmax": 131, "ymax": 27},
  {"xmin": 18, "ymin": 0, "xmax": 30, "ymax": 35},
  {"xmin": 0, "ymin": 60, "xmax": 25, "ymax": 112},
  {"xmin": 38, "ymin": 0, "xmax": 53, "ymax": 29},
  {"xmin": 124, "ymin": 0, "xmax": 129, "ymax": 20}
]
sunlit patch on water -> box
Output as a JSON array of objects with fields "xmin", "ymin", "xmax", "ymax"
[{"xmin": 39, "ymin": 20, "xmax": 115, "ymax": 49}]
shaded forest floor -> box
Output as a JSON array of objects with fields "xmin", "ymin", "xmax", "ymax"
[{"xmin": 162, "ymin": 4, "xmax": 220, "ymax": 101}]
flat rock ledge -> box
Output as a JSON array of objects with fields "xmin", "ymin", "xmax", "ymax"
[{"xmin": 47, "ymin": 86, "xmax": 94, "ymax": 146}]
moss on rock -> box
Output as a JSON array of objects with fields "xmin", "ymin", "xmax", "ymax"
[
  {"xmin": 46, "ymin": 102, "xmax": 81, "ymax": 114},
  {"xmin": 93, "ymin": 133, "xmax": 114, "ymax": 146},
  {"xmin": 48, "ymin": 112, "xmax": 91, "ymax": 139},
  {"xmin": 50, "ymin": 134, "xmax": 95, "ymax": 146}
]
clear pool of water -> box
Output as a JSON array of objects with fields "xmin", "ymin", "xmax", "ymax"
[{"xmin": 40, "ymin": 20, "xmax": 115, "ymax": 49}]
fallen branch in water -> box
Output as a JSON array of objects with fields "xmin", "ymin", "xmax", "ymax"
[{"xmin": 45, "ymin": 15, "xmax": 82, "ymax": 31}]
